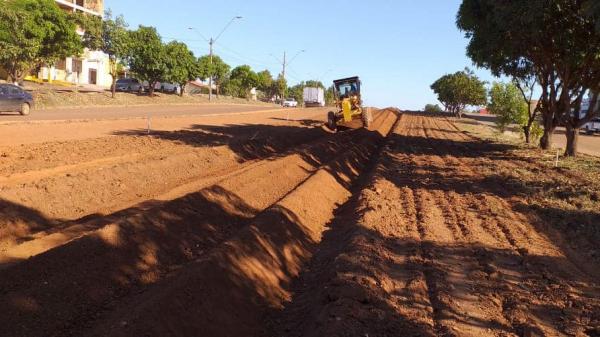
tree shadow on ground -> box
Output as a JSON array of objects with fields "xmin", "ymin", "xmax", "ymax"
[{"xmin": 0, "ymin": 185, "xmax": 262, "ymax": 337}]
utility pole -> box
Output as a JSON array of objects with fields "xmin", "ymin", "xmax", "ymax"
[
  {"xmin": 209, "ymin": 38, "xmax": 214, "ymax": 101},
  {"xmin": 274, "ymin": 49, "xmax": 305, "ymax": 106},
  {"xmin": 281, "ymin": 51, "xmax": 286, "ymax": 106},
  {"xmin": 189, "ymin": 16, "xmax": 242, "ymax": 102}
]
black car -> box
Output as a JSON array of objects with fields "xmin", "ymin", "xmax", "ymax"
[{"xmin": 0, "ymin": 84, "xmax": 34, "ymax": 115}]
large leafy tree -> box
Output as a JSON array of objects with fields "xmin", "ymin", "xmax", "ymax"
[
  {"xmin": 256, "ymin": 70, "xmax": 273, "ymax": 94},
  {"xmin": 126, "ymin": 26, "xmax": 167, "ymax": 96},
  {"xmin": 99, "ymin": 11, "xmax": 130, "ymax": 98},
  {"xmin": 164, "ymin": 41, "xmax": 198, "ymax": 96},
  {"xmin": 0, "ymin": 0, "xmax": 83, "ymax": 84},
  {"xmin": 197, "ymin": 55, "xmax": 230, "ymax": 97},
  {"xmin": 228, "ymin": 65, "xmax": 258, "ymax": 99},
  {"xmin": 457, "ymin": 0, "xmax": 600, "ymax": 156},
  {"xmin": 430, "ymin": 69, "xmax": 487, "ymax": 118}
]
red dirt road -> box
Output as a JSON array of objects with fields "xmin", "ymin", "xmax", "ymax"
[{"xmin": 1, "ymin": 111, "xmax": 599, "ymax": 337}]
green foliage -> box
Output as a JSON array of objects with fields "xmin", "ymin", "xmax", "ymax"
[
  {"xmin": 430, "ymin": 69, "xmax": 487, "ymax": 118},
  {"xmin": 273, "ymin": 75, "xmax": 287, "ymax": 101},
  {"xmin": 164, "ymin": 41, "xmax": 198, "ymax": 95},
  {"xmin": 325, "ymin": 85, "xmax": 335, "ymax": 106},
  {"xmin": 197, "ymin": 55, "xmax": 230, "ymax": 95},
  {"xmin": 126, "ymin": 25, "xmax": 167, "ymax": 95},
  {"xmin": 256, "ymin": 70, "xmax": 273, "ymax": 93},
  {"xmin": 224, "ymin": 65, "xmax": 258, "ymax": 98},
  {"xmin": 488, "ymin": 82, "xmax": 528, "ymax": 132},
  {"xmin": 457, "ymin": 0, "xmax": 600, "ymax": 153},
  {"xmin": 101, "ymin": 11, "xmax": 130, "ymax": 97},
  {"xmin": 424, "ymin": 104, "xmax": 443, "ymax": 113},
  {"xmin": 304, "ymin": 80, "xmax": 325, "ymax": 89},
  {"xmin": 0, "ymin": 0, "xmax": 83, "ymax": 82},
  {"xmin": 287, "ymin": 83, "xmax": 304, "ymax": 105},
  {"xmin": 72, "ymin": 11, "xmax": 103, "ymax": 51}
]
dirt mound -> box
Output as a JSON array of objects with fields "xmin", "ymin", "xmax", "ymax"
[{"xmin": 0, "ymin": 109, "xmax": 399, "ymax": 337}]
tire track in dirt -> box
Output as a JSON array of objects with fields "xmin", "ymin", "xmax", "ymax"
[{"xmin": 268, "ymin": 113, "xmax": 599, "ymax": 337}]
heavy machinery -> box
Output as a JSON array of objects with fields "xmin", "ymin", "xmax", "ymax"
[{"xmin": 327, "ymin": 76, "xmax": 372, "ymax": 131}]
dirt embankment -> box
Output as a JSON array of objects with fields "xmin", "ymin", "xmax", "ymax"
[
  {"xmin": 1, "ymin": 111, "xmax": 599, "ymax": 337},
  {"xmin": 0, "ymin": 109, "xmax": 399, "ymax": 337}
]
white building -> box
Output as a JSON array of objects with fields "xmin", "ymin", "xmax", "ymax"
[{"xmin": 38, "ymin": 0, "xmax": 112, "ymax": 87}]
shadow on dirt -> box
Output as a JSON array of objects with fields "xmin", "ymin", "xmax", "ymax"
[
  {"xmin": 113, "ymin": 122, "xmax": 332, "ymax": 162},
  {"xmin": 0, "ymin": 119, "xmax": 387, "ymax": 337},
  {"xmin": 0, "ymin": 185, "xmax": 261, "ymax": 337}
]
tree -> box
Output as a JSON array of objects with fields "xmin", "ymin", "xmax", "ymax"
[
  {"xmin": 430, "ymin": 69, "xmax": 487, "ymax": 118},
  {"xmin": 256, "ymin": 70, "xmax": 273, "ymax": 93},
  {"xmin": 229, "ymin": 65, "xmax": 258, "ymax": 99},
  {"xmin": 99, "ymin": 11, "xmax": 130, "ymax": 98},
  {"xmin": 126, "ymin": 26, "xmax": 167, "ymax": 96},
  {"xmin": 197, "ymin": 55, "xmax": 231, "ymax": 98},
  {"xmin": 457, "ymin": 0, "xmax": 600, "ymax": 156},
  {"xmin": 0, "ymin": 0, "xmax": 83, "ymax": 84},
  {"xmin": 304, "ymin": 80, "xmax": 325, "ymax": 89},
  {"xmin": 164, "ymin": 41, "xmax": 198, "ymax": 96},
  {"xmin": 488, "ymin": 82, "xmax": 529, "ymax": 133},
  {"xmin": 325, "ymin": 85, "xmax": 335, "ymax": 106},
  {"xmin": 287, "ymin": 82, "xmax": 304, "ymax": 106},
  {"xmin": 424, "ymin": 104, "xmax": 443, "ymax": 113}
]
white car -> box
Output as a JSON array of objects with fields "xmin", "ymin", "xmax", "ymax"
[
  {"xmin": 283, "ymin": 98, "xmax": 298, "ymax": 107},
  {"xmin": 583, "ymin": 118, "xmax": 600, "ymax": 134}
]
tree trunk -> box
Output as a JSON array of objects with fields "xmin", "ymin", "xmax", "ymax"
[
  {"xmin": 111, "ymin": 77, "xmax": 117, "ymax": 99},
  {"xmin": 148, "ymin": 83, "xmax": 155, "ymax": 97},
  {"xmin": 540, "ymin": 114, "xmax": 555, "ymax": 150},
  {"xmin": 523, "ymin": 125, "xmax": 531, "ymax": 144},
  {"xmin": 564, "ymin": 124, "xmax": 579, "ymax": 157},
  {"xmin": 179, "ymin": 83, "xmax": 185, "ymax": 97}
]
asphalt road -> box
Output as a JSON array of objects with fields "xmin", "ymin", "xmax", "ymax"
[
  {"xmin": 466, "ymin": 113, "xmax": 600, "ymax": 156},
  {"xmin": 0, "ymin": 103, "xmax": 283, "ymax": 122}
]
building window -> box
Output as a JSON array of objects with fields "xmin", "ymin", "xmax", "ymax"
[
  {"xmin": 56, "ymin": 59, "xmax": 67, "ymax": 71},
  {"xmin": 76, "ymin": 0, "xmax": 85, "ymax": 7}
]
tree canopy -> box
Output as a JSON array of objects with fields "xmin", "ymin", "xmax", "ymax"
[
  {"xmin": 164, "ymin": 41, "xmax": 198, "ymax": 96},
  {"xmin": 197, "ymin": 55, "xmax": 231, "ymax": 96},
  {"xmin": 100, "ymin": 11, "xmax": 130, "ymax": 97},
  {"xmin": 488, "ymin": 82, "xmax": 528, "ymax": 131},
  {"xmin": 457, "ymin": 0, "xmax": 600, "ymax": 155},
  {"xmin": 0, "ymin": 0, "xmax": 83, "ymax": 83},
  {"xmin": 430, "ymin": 69, "xmax": 487, "ymax": 118},
  {"xmin": 126, "ymin": 25, "xmax": 167, "ymax": 96}
]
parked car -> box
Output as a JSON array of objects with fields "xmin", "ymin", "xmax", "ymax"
[
  {"xmin": 283, "ymin": 98, "xmax": 298, "ymax": 107},
  {"xmin": 583, "ymin": 118, "xmax": 600, "ymax": 134},
  {"xmin": 159, "ymin": 82, "xmax": 179, "ymax": 94},
  {"xmin": 0, "ymin": 84, "xmax": 34, "ymax": 115},
  {"xmin": 114, "ymin": 78, "xmax": 144, "ymax": 93}
]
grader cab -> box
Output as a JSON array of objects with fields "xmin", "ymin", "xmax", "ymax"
[{"xmin": 326, "ymin": 76, "xmax": 372, "ymax": 131}]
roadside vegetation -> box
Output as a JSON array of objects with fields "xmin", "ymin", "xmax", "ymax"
[
  {"xmin": 456, "ymin": 0, "xmax": 600, "ymax": 157},
  {"xmin": 0, "ymin": 0, "xmax": 325, "ymax": 104}
]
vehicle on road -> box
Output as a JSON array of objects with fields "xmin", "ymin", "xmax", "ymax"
[
  {"xmin": 0, "ymin": 84, "xmax": 34, "ymax": 115},
  {"xmin": 114, "ymin": 78, "xmax": 144, "ymax": 93},
  {"xmin": 159, "ymin": 82, "xmax": 179, "ymax": 94},
  {"xmin": 283, "ymin": 98, "xmax": 298, "ymax": 107},
  {"xmin": 303, "ymin": 87, "xmax": 325, "ymax": 107},
  {"xmin": 326, "ymin": 76, "xmax": 372, "ymax": 131},
  {"xmin": 583, "ymin": 118, "xmax": 600, "ymax": 134}
]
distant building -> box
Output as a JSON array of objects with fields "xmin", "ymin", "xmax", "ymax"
[{"xmin": 37, "ymin": 0, "xmax": 111, "ymax": 87}]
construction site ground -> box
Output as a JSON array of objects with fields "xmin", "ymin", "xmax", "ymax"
[{"xmin": 1, "ymin": 109, "xmax": 599, "ymax": 337}]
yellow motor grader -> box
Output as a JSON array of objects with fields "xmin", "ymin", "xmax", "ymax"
[{"xmin": 327, "ymin": 76, "xmax": 372, "ymax": 131}]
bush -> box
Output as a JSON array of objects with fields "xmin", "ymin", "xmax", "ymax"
[{"xmin": 424, "ymin": 104, "xmax": 443, "ymax": 113}]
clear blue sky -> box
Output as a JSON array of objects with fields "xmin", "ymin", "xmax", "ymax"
[{"xmin": 105, "ymin": 0, "xmax": 500, "ymax": 109}]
